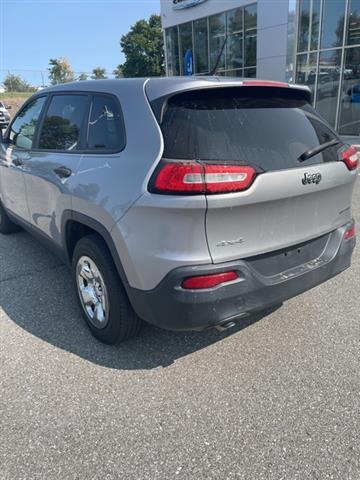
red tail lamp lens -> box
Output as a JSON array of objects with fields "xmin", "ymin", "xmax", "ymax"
[
  {"xmin": 344, "ymin": 224, "xmax": 355, "ymax": 240},
  {"xmin": 153, "ymin": 162, "xmax": 256, "ymax": 194},
  {"xmin": 341, "ymin": 145, "xmax": 359, "ymax": 171},
  {"xmin": 181, "ymin": 271, "xmax": 238, "ymax": 290},
  {"xmin": 154, "ymin": 162, "xmax": 204, "ymax": 193}
]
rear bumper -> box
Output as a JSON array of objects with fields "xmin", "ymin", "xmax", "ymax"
[{"xmin": 127, "ymin": 222, "xmax": 356, "ymax": 331}]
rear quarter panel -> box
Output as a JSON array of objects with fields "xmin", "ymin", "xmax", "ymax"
[{"xmin": 67, "ymin": 80, "xmax": 210, "ymax": 290}]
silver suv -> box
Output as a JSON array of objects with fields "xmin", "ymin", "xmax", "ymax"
[{"xmin": 0, "ymin": 78, "xmax": 357, "ymax": 344}]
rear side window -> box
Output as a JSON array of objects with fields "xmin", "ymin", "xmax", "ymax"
[
  {"xmin": 159, "ymin": 88, "xmax": 340, "ymax": 171},
  {"xmin": 87, "ymin": 94, "xmax": 125, "ymax": 152},
  {"xmin": 38, "ymin": 94, "xmax": 88, "ymax": 151}
]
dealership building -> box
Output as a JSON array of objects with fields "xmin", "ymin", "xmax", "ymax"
[{"xmin": 160, "ymin": 0, "xmax": 360, "ymax": 137}]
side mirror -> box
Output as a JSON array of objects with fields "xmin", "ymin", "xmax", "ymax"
[{"xmin": 6, "ymin": 105, "xmax": 11, "ymax": 110}]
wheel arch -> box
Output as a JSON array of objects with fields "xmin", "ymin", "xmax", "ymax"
[{"xmin": 62, "ymin": 210, "xmax": 131, "ymax": 290}]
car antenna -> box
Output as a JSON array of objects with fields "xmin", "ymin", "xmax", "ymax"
[{"xmin": 209, "ymin": 34, "xmax": 228, "ymax": 76}]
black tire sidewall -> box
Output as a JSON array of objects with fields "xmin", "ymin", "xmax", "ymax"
[{"xmin": 72, "ymin": 235, "xmax": 140, "ymax": 344}]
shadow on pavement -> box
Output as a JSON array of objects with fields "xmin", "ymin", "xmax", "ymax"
[{"xmin": 0, "ymin": 230, "xmax": 281, "ymax": 370}]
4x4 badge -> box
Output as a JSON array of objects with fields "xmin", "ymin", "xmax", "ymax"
[
  {"xmin": 302, "ymin": 172, "xmax": 322, "ymax": 185},
  {"xmin": 216, "ymin": 238, "xmax": 244, "ymax": 247}
]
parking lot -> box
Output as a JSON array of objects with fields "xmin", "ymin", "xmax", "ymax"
[{"xmin": 0, "ymin": 181, "xmax": 359, "ymax": 479}]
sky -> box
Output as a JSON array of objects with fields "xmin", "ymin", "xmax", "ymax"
[{"xmin": 0, "ymin": 0, "xmax": 160, "ymax": 85}]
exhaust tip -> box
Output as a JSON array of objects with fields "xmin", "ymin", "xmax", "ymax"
[
  {"xmin": 215, "ymin": 321, "xmax": 236, "ymax": 332},
  {"xmin": 214, "ymin": 312, "xmax": 250, "ymax": 332}
]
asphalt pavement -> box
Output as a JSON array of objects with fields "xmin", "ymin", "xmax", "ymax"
[{"xmin": 1, "ymin": 181, "xmax": 359, "ymax": 480}]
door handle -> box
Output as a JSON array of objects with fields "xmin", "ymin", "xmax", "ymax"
[
  {"xmin": 54, "ymin": 166, "xmax": 72, "ymax": 179},
  {"xmin": 13, "ymin": 157, "xmax": 24, "ymax": 167}
]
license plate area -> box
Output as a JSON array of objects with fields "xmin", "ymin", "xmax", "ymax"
[{"xmin": 246, "ymin": 233, "xmax": 330, "ymax": 277}]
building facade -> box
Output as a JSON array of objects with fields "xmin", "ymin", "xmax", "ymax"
[{"xmin": 160, "ymin": 0, "xmax": 360, "ymax": 137}]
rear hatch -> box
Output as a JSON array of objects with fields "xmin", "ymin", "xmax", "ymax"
[{"xmin": 158, "ymin": 84, "xmax": 357, "ymax": 263}]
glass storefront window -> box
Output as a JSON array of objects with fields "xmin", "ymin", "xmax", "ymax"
[
  {"xmin": 339, "ymin": 47, "xmax": 360, "ymax": 135},
  {"xmin": 310, "ymin": 0, "xmax": 321, "ymax": 50},
  {"xmin": 225, "ymin": 67, "xmax": 256, "ymax": 78},
  {"xmin": 194, "ymin": 18, "xmax": 209, "ymax": 74},
  {"xmin": 295, "ymin": 0, "xmax": 360, "ymax": 133},
  {"xmin": 165, "ymin": 27, "xmax": 180, "ymax": 76},
  {"xmin": 165, "ymin": 4, "xmax": 257, "ymax": 79},
  {"xmin": 227, "ymin": 9, "xmax": 244, "ymax": 71},
  {"xmin": 244, "ymin": 67, "xmax": 257, "ymax": 77},
  {"xmin": 315, "ymin": 49, "xmax": 341, "ymax": 127},
  {"xmin": 209, "ymin": 13, "xmax": 226, "ymax": 71},
  {"xmin": 295, "ymin": 52, "xmax": 317, "ymax": 97},
  {"xmin": 347, "ymin": 0, "xmax": 360, "ymax": 45},
  {"xmin": 179, "ymin": 22, "xmax": 193, "ymax": 75},
  {"xmin": 298, "ymin": 0, "xmax": 321, "ymax": 52},
  {"xmin": 245, "ymin": 4, "xmax": 257, "ymax": 67},
  {"xmin": 298, "ymin": 0, "xmax": 310, "ymax": 52},
  {"xmin": 227, "ymin": 7, "xmax": 243, "ymax": 34},
  {"xmin": 227, "ymin": 34, "xmax": 243, "ymax": 70},
  {"xmin": 226, "ymin": 69, "xmax": 244, "ymax": 77},
  {"xmin": 320, "ymin": 0, "xmax": 346, "ymax": 49}
]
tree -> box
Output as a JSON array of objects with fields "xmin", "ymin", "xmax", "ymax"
[
  {"xmin": 113, "ymin": 65, "xmax": 124, "ymax": 79},
  {"xmin": 3, "ymin": 73, "xmax": 35, "ymax": 92},
  {"xmin": 91, "ymin": 67, "xmax": 107, "ymax": 80},
  {"xmin": 78, "ymin": 72, "xmax": 88, "ymax": 81},
  {"xmin": 118, "ymin": 14, "xmax": 165, "ymax": 77},
  {"xmin": 48, "ymin": 57, "xmax": 75, "ymax": 85}
]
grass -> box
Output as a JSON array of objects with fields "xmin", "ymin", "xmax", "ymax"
[{"xmin": 0, "ymin": 91, "xmax": 34, "ymax": 99}]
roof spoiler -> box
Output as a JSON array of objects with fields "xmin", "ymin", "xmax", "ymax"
[
  {"xmin": 148, "ymin": 80, "xmax": 312, "ymax": 123},
  {"xmin": 240, "ymin": 80, "xmax": 312, "ymax": 103}
]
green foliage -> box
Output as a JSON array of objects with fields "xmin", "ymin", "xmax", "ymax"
[
  {"xmin": 48, "ymin": 57, "xmax": 75, "ymax": 85},
  {"xmin": 118, "ymin": 14, "xmax": 165, "ymax": 78},
  {"xmin": 78, "ymin": 72, "xmax": 88, "ymax": 81},
  {"xmin": 113, "ymin": 65, "xmax": 124, "ymax": 79},
  {"xmin": 3, "ymin": 74, "xmax": 35, "ymax": 92},
  {"xmin": 91, "ymin": 67, "xmax": 107, "ymax": 80}
]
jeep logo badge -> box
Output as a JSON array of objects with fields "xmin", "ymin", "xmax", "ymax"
[{"xmin": 302, "ymin": 172, "xmax": 322, "ymax": 185}]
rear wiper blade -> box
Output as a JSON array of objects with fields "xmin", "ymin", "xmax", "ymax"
[{"xmin": 298, "ymin": 138, "xmax": 340, "ymax": 162}]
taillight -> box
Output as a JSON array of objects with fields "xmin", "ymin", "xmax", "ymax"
[
  {"xmin": 341, "ymin": 145, "xmax": 359, "ymax": 170},
  {"xmin": 344, "ymin": 224, "xmax": 355, "ymax": 240},
  {"xmin": 181, "ymin": 271, "xmax": 238, "ymax": 290},
  {"xmin": 203, "ymin": 164, "xmax": 256, "ymax": 193},
  {"xmin": 151, "ymin": 161, "xmax": 256, "ymax": 195},
  {"xmin": 153, "ymin": 162, "xmax": 203, "ymax": 193}
]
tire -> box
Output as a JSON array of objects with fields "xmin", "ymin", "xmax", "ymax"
[
  {"xmin": 72, "ymin": 234, "xmax": 142, "ymax": 344},
  {"xmin": 0, "ymin": 201, "xmax": 21, "ymax": 234}
]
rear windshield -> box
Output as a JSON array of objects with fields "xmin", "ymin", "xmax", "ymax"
[{"xmin": 159, "ymin": 87, "xmax": 341, "ymax": 171}]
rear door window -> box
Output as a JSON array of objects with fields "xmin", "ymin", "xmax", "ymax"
[
  {"xmin": 38, "ymin": 94, "xmax": 88, "ymax": 151},
  {"xmin": 86, "ymin": 94, "xmax": 126, "ymax": 152},
  {"xmin": 159, "ymin": 88, "xmax": 340, "ymax": 171}
]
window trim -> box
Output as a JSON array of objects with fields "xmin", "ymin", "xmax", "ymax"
[{"xmin": 31, "ymin": 90, "xmax": 126, "ymax": 155}]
